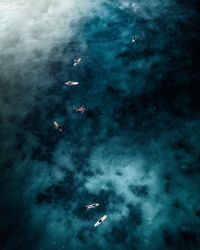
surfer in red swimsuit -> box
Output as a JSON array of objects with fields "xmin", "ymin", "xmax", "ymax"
[{"xmin": 75, "ymin": 105, "xmax": 86, "ymax": 113}]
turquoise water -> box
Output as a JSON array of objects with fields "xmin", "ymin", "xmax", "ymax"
[{"xmin": 0, "ymin": 0, "xmax": 200, "ymax": 249}]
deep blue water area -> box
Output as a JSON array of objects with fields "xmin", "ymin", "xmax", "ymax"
[{"xmin": 0, "ymin": 0, "xmax": 200, "ymax": 249}]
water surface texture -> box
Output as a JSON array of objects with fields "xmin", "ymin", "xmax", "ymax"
[{"xmin": 0, "ymin": 0, "xmax": 200, "ymax": 249}]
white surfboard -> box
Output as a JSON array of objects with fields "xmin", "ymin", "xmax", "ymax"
[{"xmin": 94, "ymin": 215, "xmax": 107, "ymax": 227}]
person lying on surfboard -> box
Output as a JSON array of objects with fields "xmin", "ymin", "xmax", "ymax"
[
  {"xmin": 75, "ymin": 105, "xmax": 86, "ymax": 113},
  {"xmin": 53, "ymin": 121, "xmax": 63, "ymax": 132},
  {"xmin": 94, "ymin": 215, "xmax": 107, "ymax": 227},
  {"xmin": 86, "ymin": 203, "xmax": 99, "ymax": 210},
  {"xmin": 73, "ymin": 58, "xmax": 81, "ymax": 66}
]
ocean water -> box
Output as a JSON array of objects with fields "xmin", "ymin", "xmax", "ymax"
[{"xmin": 0, "ymin": 0, "xmax": 200, "ymax": 249}]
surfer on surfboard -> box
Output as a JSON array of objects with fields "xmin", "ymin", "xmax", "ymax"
[
  {"xmin": 73, "ymin": 58, "xmax": 81, "ymax": 66},
  {"xmin": 86, "ymin": 203, "xmax": 99, "ymax": 210},
  {"xmin": 75, "ymin": 105, "xmax": 86, "ymax": 113},
  {"xmin": 65, "ymin": 81, "xmax": 79, "ymax": 86},
  {"xmin": 94, "ymin": 215, "xmax": 107, "ymax": 227},
  {"xmin": 53, "ymin": 121, "xmax": 63, "ymax": 132}
]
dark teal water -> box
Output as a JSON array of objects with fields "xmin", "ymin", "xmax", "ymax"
[{"xmin": 0, "ymin": 0, "xmax": 200, "ymax": 249}]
